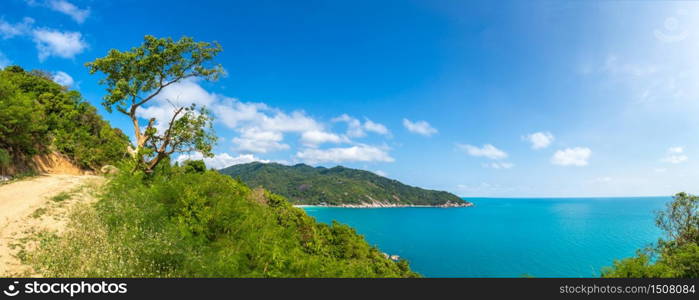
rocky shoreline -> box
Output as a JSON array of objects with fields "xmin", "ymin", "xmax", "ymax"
[{"xmin": 295, "ymin": 201, "xmax": 474, "ymax": 208}]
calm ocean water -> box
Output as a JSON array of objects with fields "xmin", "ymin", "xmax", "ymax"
[{"xmin": 302, "ymin": 197, "xmax": 670, "ymax": 278}]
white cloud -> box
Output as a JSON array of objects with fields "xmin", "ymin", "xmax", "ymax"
[
  {"xmin": 551, "ymin": 147, "xmax": 591, "ymax": 166},
  {"xmin": 667, "ymin": 146, "xmax": 684, "ymax": 154},
  {"xmin": 300, "ymin": 130, "xmax": 346, "ymax": 147},
  {"xmin": 0, "ymin": 17, "xmax": 34, "ymax": 39},
  {"xmin": 332, "ymin": 114, "xmax": 390, "ymax": 138},
  {"xmin": 138, "ymin": 79, "xmax": 392, "ymax": 156},
  {"xmin": 47, "ymin": 0, "xmax": 90, "ymax": 24},
  {"xmin": 584, "ymin": 54, "xmax": 696, "ymax": 104},
  {"xmin": 175, "ymin": 152, "xmax": 270, "ymax": 170},
  {"xmin": 232, "ymin": 127, "xmax": 289, "ymax": 154},
  {"xmin": 0, "ymin": 52, "xmax": 11, "ymax": 68},
  {"xmin": 363, "ymin": 119, "xmax": 389, "ymax": 135},
  {"xmin": 32, "ymin": 29, "xmax": 88, "ymax": 61},
  {"xmin": 483, "ymin": 162, "xmax": 514, "ymax": 169},
  {"xmin": 523, "ymin": 131, "xmax": 554, "ymax": 149},
  {"xmin": 51, "ymin": 71, "xmax": 73, "ymax": 87},
  {"xmin": 661, "ymin": 146, "xmax": 688, "ymax": 164},
  {"xmin": 457, "ymin": 144, "xmax": 508, "ymax": 160},
  {"xmin": 402, "ymin": 118, "xmax": 437, "ymax": 136},
  {"xmin": 296, "ymin": 144, "xmax": 394, "ymax": 164}
]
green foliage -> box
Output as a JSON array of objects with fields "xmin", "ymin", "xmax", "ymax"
[
  {"xmin": 219, "ymin": 162, "xmax": 468, "ymax": 206},
  {"xmin": 602, "ymin": 192, "xmax": 699, "ymax": 278},
  {"xmin": 0, "ymin": 66, "xmax": 130, "ymax": 169},
  {"xmin": 182, "ymin": 159, "xmax": 207, "ymax": 174},
  {"xmin": 0, "ymin": 148, "xmax": 10, "ymax": 168},
  {"xmin": 86, "ymin": 36, "xmax": 222, "ymax": 173},
  {"xmin": 28, "ymin": 166, "xmax": 418, "ymax": 277},
  {"xmin": 86, "ymin": 35, "xmax": 223, "ymax": 115},
  {"xmin": 51, "ymin": 192, "xmax": 71, "ymax": 203}
]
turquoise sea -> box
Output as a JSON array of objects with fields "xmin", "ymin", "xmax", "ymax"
[{"xmin": 302, "ymin": 197, "xmax": 670, "ymax": 278}]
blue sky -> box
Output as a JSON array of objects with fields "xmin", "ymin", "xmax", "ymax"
[{"xmin": 2, "ymin": 0, "xmax": 699, "ymax": 197}]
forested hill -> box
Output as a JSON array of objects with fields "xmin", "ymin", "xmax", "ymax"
[
  {"xmin": 0, "ymin": 66, "xmax": 130, "ymax": 174},
  {"xmin": 219, "ymin": 162, "xmax": 471, "ymax": 207}
]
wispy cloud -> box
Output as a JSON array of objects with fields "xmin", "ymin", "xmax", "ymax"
[
  {"xmin": 333, "ymin": 114, "xmax": 390, "ymax": 138},
  {"xmin": 551, "ymin": 147, "xmax": 591, "ymax": 166},
  {"xmin": 0, "ymin": 17, "xmax": 34, "ymax": 39},
  {"xmin": 402, "ymin": 118, "xmax": 437, "ymax": 136},
  {"xmin": 661, "ymin": 146, "xmax": 688, "ymax": 164},
  {"xmin": 47, "ymin": 0, "xmax": 90, "ymax": 24},
  {"xmin": 457, "ymin": 144, "xmax": 508, "ymax": 160},
  {"xmin": 25, "ymin": 0, "xmax": 90, "ymax": 24},
  {"xmin": 52, "ymin": 71, "xmax": 74, "ymax": 87}
]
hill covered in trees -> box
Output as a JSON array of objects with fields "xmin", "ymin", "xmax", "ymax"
[
  {"xmin": 0, "ymin": 66, "xmax": 130, "ymax": 175},
  {"xmin": 219, "ymin": 162, "xmax": 471, "ymax": 207}
]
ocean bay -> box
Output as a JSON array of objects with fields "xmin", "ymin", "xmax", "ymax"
[{"xmin": 303, "ymin": 197, "xmax": 668, "ymax": 277}]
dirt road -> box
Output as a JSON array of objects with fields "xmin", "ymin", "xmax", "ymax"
[{"xmin": 0, "ymin": 174, "xmax": 102, "ymax": 276}]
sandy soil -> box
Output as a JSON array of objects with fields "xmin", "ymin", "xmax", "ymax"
[{"xmin": 0, "ymin": 174, "xmax": 102, "ymax": 276}]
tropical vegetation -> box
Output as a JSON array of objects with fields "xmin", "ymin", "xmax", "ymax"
[{"xmin": 602, "ymin": 192, "xmax": 699, "ymax": 278}]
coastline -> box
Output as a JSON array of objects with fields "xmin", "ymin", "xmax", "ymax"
[{"xmin": 294, "ymin": 201, "xmax": 474, "ymax": 208}]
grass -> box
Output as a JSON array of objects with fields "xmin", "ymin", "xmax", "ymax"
[
  {"xmin": 50, "ymin": 192, "xmax": 71, "ymax": 202},
  {"xmin": 30, "ymin": 208, "xmax": 47, "ymax": 219}
]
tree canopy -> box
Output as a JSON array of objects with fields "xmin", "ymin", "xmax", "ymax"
[
  {"xmin": 87, "ymin": 35, "xmax": 223, "ymax": 173},
  {"xmin": 0, "ymin": 66, "xmax": 130, "ymax": 171}
]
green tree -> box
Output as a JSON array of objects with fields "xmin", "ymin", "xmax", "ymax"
[
  {"xmin": 656, "ymin": 192, "xmax": 699, "ymax": 246},
  {"xmin": 602, "ymin": 192, "xmax": 699, "ymax": 278},
  {"xmin": 86, "ymin": 36, "xmax": 223, "ymax": 173},
  {"xmin": 0, "ymin": 73, "xmax": 48, "ymax": 155},
  {"xmin": 182, "ymin": 159, "xmax": 207, "ymax": 174}
]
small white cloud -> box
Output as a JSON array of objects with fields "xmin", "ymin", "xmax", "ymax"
[
  {"xmin": 47, "ymin": 0, "xmax": 90, "ymax": 24},
  {"xmin": 523, "ymin": 131, "xmax": 554, "ymax": 149},
  {"xmin": 457, "ymin": 144, "xmax": 508, "ymax": 160},
  {"xmin": 661, "ymin": 146, "xmax": 688, "ymax": 164},
  {"xmin": 52, "ymin": 71, "xmax": 73, "ymax": 87},
  {"xmin": 483, "ymin": 162, "xmax": 514, "ymax": 169},
  {"xmin": 0, "ymin": 17, "xmax": 34, "ymax": 39},
  {"xmin": 655, "ymin": 168, "xmax": 667, "ymax": 173},
  {"xmin": 32, "ymin": 29, "xmax": 88, "ymax": 61},
  {"xmin": 300, "ymin": 130, "xmax": 346, "ymax": 147},
  {"xmin": 296, "ymin": 144, "xmax": 394, "ymax": 164},
  {"xmin": 175, "ymin": 152, "xmax": 270, "ymax": 170},
  {"xmin": 402, "ymin": 118, "xmax": 437, "ymax": 136},
  {"xmin": 332, "ymin": 114, "xmax": 390, "ymax": 138},
  {"xmin": 667, "ymin": 146, "xmax": 684, "ymax": 154},
  {"xmin": 364, "ymin": 119, "xmax": 389, "ymax": 135},
  {"xmin": 0, "ymin": 52, "xmax": 11, "ymax": 68},
  {"xmin": 551, "ymin": 147, "xmax": 591, "ymax": 166}
]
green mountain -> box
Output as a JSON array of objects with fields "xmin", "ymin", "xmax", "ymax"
[{"xmin": 219, "ymin": 162, "xmax": 471, "ymax": 207}]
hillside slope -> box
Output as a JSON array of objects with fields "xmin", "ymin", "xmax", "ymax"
[
  {"xmin": 219, "ymin": 162, "xmax": 471, "ymax": 207},
  {"xmin": 0, "ymin": 66, "xmax": 130, "ymax": 176}
]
